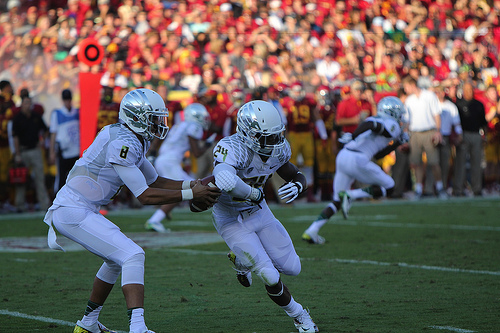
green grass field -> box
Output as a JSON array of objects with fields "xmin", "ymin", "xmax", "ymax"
[{"xmin": 1, "ymin": 197, "xmax": 499, "ymax": 333}]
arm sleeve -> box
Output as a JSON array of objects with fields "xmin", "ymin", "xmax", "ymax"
[
  {"xmin": 352, "ymin": 118, "xmax": 390, "ymax": 139},
  {"xmin": 112, "ymin": 163, "xmax": 149, "ymax": 198},
  {"xmin": 138, "ymin": 157, "xmax": 158, "ymax": 185}
]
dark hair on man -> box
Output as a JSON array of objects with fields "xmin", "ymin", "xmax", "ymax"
[{"xmin": 0, "ymin": 80, "xmax": 11, "ymax": 90}]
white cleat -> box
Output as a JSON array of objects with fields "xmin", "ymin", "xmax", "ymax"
[
  {"xmin": 74, "ymin": 320, "xmax": 116, "ymax": 333},
  {"xmin": 294, "ymin": 308, "xmax": 319, "ymax": 333},
  {"xmin": 302, "ymin": 231, "xmax": 325, "ymax": 245},
  {"xmin": 144, "ymin": 220, "xmax": 169, "ymax": 233},
  {"xmin": 339, "ymin": 191, "xmax": 351, "ymax": 219},
  {"xmin": 130, "ymin": 330, "xmax": 155, "ymax": 333}
]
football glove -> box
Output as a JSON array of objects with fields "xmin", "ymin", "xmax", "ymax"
[
  {"xmin": 278, "ymin": 181, "xmax": 303, "ymax": 203},
  {"xmin": 338, "ymin": 132, "xmax": 352, "ymax": 144}
]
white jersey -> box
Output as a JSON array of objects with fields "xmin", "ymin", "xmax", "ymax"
[
  {"xmin": 157, "ymin": 121, "xmax": 204, "ymax": 163},
  {"xmin": 343, "ymin": 116, "xmax": 401, "ymax": 159},
  {"xmin": 213, "ymin": 133, "xmax": 291, "ymax": 212},
  {"xmin": 53, "ymin": 123, "xmax": 153, "ymax": 209}
]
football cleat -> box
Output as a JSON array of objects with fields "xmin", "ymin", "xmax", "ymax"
[
  {"xmin": 294, "ymin": 308, "xmax": 319, "ymax": 333},
  {"xmin": 144, "ymin": 220, "xmax": 169, "ymax": 233},
  {"xmin": 227, "ymin": 251, "xmax": 252, "ymax": 287},
  {"xmin": 130, "ymin": 329, "xmax": 156, "ymax": 333},
  {"xmin": 302, "ymin": 231, "xmax": 325, "ymax": 245},
  {"xmin": 339, "ymin": 191, "xmax": 351, "ymax": 220},
  {"xmin": 74, "ymin": 320, "xmax": 117, "ymax": 333}
]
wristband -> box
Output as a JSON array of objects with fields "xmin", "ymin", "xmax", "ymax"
[
  {"xmin": 294, "ymin": 181, "xmax": 304, "ymax": 193},
  {"xmin": 181, "ymin": 189, "xmax": 194, "ymax": 201},
  {"xmin": 182, "ymin": 180, "xmax": 191, "ymax": 190}
]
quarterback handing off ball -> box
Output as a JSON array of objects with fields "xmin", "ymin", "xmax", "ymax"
[{"xmin": 190, "ymin": 175, "xmax": 218, "ymax": 212}]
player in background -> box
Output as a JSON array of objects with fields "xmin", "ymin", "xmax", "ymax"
[
  {"xmin": 222, "ymin": 87, "xmax": 245, "ymax": 137},
  {"xmin": 43, "ymin": 89, "xmax": 220, "ymax": 333},
  {"xmin": 145, "ymin": 103, "xmax": 215, "ymax": 232},
  {"xmin": 314, "ymin": 85, "xmax": 339, "ymax": 201},
  {"xmin": 281, "ymin": 81, "xmax": 328, "ymax": 202},
  {"xmin": 212, "ymin": 100, "xmax": 319, "ymax": 333},
  {"xmin": 302, "ymin": 97, "xmax": 408, "ymax": 244}
]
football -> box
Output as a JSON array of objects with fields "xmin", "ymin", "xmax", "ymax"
[{"xmin": 189, "ymin": 175, "xmax": 218, "ymax": 213}]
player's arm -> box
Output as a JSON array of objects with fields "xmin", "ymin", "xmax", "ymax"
[
  {"xmin": 352, "ymin": 118, "xmax": 392, "ymax": 139},
  {"xmin": 276, "ymin": 162, "xmax": 307, "ymax": 203},
  {"xmin": 188, "ymin": 133, "xmax": 216, "ymax": 158},
  {"xmin": 313, "ymin": 106, "xmax": 328, "ymax": 140},
  {"xmin": 114, "ymin": 163, "xmax": 219, "ymax": 206},
  {"xmin": 373, "ymin": 131, "xmax": 409, "ymax": 160},
  {"xmin": 213, "ymin": 162, "xmax": 263, "ymax": 204}
]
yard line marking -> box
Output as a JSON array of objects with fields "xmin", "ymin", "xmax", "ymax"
[
  {"xmin": 163, "ymin": 249, "xmax": 500, "ymax": 276},
  {"xmin": 289, "ymin": 215, "xmax": 500, "ymax": 232},
  {"xmin": 429, "ymin": 325, "xmax": 476, "ymax": 332},
  {"xmin": 302, "ymin": 258, "xmax": 500, "ymax": 276},
  {"xmin": 0, "ymin": 309, "xmax": 128, "ymax": 333}
]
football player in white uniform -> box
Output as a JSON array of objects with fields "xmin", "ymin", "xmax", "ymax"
[
  {"xmin": 212, "ymin": 100, "xmax": 319, "ymax": 333},
  {"xmin": 43, "ymin": 89, "xmax": 220, "ymax": 333},
  {"xmin": 145, "ymin": 103, "xmax": 216, "ymax": 232},
  {"xmin": 303, "ymin": 97, "xmax": 409, "ymax": 244}
]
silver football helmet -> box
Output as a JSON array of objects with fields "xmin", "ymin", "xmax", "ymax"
[
  {"xmin": 236, "ymin": 100, "xmax": 285, "ymax": 157},
  {"xmin": 119, "ymin": 88, "xmax": 169, "ymax": 141},
  {"xmin": 184, "ymin": 103, "xmax": 210, "ymax": 130},
  {"xmin": 377, "ymin": 96, "xmax": 405, "ymax": 123}
]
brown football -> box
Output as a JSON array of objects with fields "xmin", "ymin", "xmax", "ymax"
[{"xmin": 189, "ymin": 175, "xmax": 217, "ymax": 212}]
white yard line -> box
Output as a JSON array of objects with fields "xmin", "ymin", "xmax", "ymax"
[
  {"xmin": 0, "ymin": 309, "xmax": 127, "ymax": 333},
  {"xmin": 429, "ymin": 325, "xmax": 476, "ymax": 332}
]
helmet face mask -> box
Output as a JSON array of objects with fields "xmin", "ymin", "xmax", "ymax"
[
  {"xmin": 184, "ymin": 103, "xmax": 210, "ymax": 130},
  {"xmin": 377, "ymin": 96, "xmax": 405, "ymax": 123},
  {"xmin": 119, "ymin": 89, "xmax": 169, "ymax": 141},
  {"xmin": 236, "ymin": 100, "xmax": 285, "ymax": 157}
]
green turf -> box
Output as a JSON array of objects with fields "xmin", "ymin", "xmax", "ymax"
[{"xmin": 1, "ymin": 197, "xmax": 499, "ymax": 332}]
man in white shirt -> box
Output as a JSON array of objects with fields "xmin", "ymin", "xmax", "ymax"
[
  {"xmin": 425, "ymin": 85, "xmax": 463, "ymax": 192},
  {"xmin": 402, "ymin": 76, "xmax": 447, "ymax": 199}
]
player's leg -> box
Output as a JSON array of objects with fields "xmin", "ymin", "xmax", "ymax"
[
  {"xmin": 52, "ymin": 207, "xmax": 152, "ymax": 333},
  {"xmin": 257, "ymin": 208, "xmax": 319, "ymax": 333},
  {"xmin": 303, "ymin": 150, "xmax": 354, "ymax": 243}
]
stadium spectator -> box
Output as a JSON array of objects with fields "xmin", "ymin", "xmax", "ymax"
[
  {"xmin": 454, "ymin": 81, "xmax": 488, "ymax": 196},
  {"xmin": 483, "ymin": 85, "xmax": 500, "ymax": 193},
  {"xmin": 49, "ymin": 88, "xmax": 80, "ymax": 194},
  {"xmin": 12, "ymin": 95, "xmax": 50, "ymax": 212},
  {"xmin": 336, "ymin": 80, "xmax": 373, "ymax": 135}
]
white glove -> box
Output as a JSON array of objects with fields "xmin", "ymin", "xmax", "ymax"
[
  {"xmin": 399, "ymin": 132, "xmax": 410, "ymax": 144},
  {"xmin": 278, "ymin": 181, "xmax": 303, "ymax": 204},
  {"xmin": 338, "ymin": 132, "xmax": 352, "ymax": 144}
]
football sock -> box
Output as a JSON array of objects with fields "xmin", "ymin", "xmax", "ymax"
[
  {"xmin": 415, "ymin": 183, "xmax": 423, "ymax": 195},
  {"xmin": 128, "ymin": 307, "xmax": 147, "ymax": 333},
  {"xmin": 281, "ymin": 296, "xmax": 304, "ymax": 318},
  {"xmin": 149, "ymin": 209, "xmax": 166, "ymax": 223},
  {"xmin": 81, "ymin": 300, "xmax": 102, "ymax": 326},
  {"xmin": 435, "ymin": 181, "xmax": 444, "ymax": 192}
]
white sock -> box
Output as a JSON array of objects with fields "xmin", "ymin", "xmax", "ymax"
[
  {"xmin": 306, "ymin": 219, "xmax": 327, "ymax": 234},
  {"xmin": 129, "ymin": 308, "xmax": 147, "ymax": 333},
  {"xmin": 81, "ymin": 305, "xmax": 102, "ymax": 326},
  {"xmin": 415, "ymin": 183, "xmax": 423, "ymax": 194},
  {"xmin": 435, "ymin": 181, "xmax": 443, "ymax": 192},
  {"xmin": 149, "ymin": 209, "xmax": 166, "ymax": 223},
  {"xmin": 280, "ymin": 297, "xmax": 303, "ymax": 318},
  {"xmin": 348, "ymin": 189, "xmax": 370, "ymax": 200}
]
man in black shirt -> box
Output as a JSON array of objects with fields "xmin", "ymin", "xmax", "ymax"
[
  {"xmin": 454, "ymin": 81, "xmax": 488, "ymax": 196},
  {"xmin": 12, "ymin": 95, "xmax": 50, "ymax": 211}
]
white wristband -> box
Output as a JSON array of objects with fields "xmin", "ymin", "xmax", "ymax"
[
  {"xmin": 182, "ymin": 180, "xmax": 191, "ymax": 190},
  {"xmin": 181, "ymin": 189, "xmax": 194, "ymax": 201}
]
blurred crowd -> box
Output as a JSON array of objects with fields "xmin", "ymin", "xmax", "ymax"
[{"xmin": 1, "ymin": 0, "xmax": 500, "ymax": 212}]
